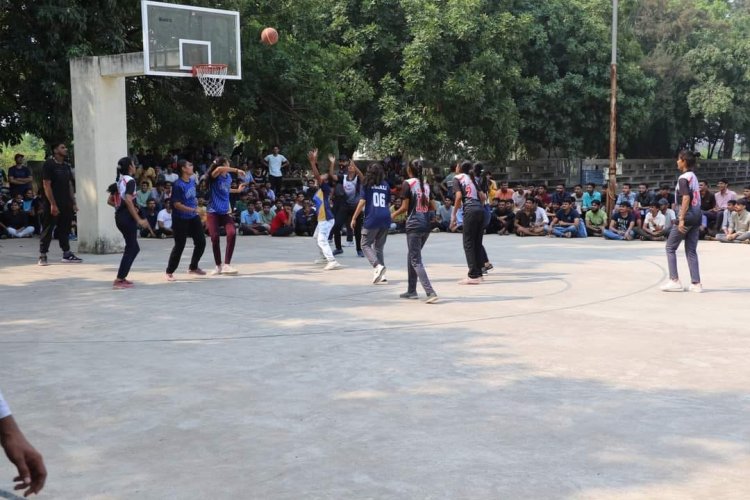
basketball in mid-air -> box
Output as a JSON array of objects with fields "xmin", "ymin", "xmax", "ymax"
[{"xmin": 261, "ymin": 27, "xmax": 278, "ymax": 46}]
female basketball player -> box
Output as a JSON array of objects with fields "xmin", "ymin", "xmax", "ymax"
[{"xmin": 206, "ymin": 157, "xmax": 247, "ymax": 275}]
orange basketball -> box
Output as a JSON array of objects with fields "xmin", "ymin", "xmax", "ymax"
[{"xmin": 261, "ymin": 27, "xmax": 278, "ymax": 46}]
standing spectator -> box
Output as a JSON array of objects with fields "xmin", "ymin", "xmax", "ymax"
[
  {"xmin": 262, "ymin": 146, "xmax": 289, "ymax": 196},
  {"xmin": 38, "ymin": 142, "xmax": 82, "ymax": 265},
  {"xmin": 662, "ymin": 150, "xmax": 703, "ymax": 293},
  {"xmin": 582, "ymin": 183, "xmax": 602, "ymax": 212},
  {"xmin": 3, "ymin": 200, "xmax": 34, "ymax": 238},
  {"xmin": 270, "ymin": 201, "xmax": 295, "ymax": 237},
  {"xmin": 157, "ymin": 199, "xmax": 174, "ymax": 237},
  {"xmin": 294, "ymin": 200, "xmax": 317, "ymax": 236},
  {"xmin": 0, "ymin": 389, "xmax": 47, "ymax": 497},
  {"xmin": 603, "ymin": 202, "xmax": 636, "ymax": 240},
  {"xmin": 716, "ymin": 198, "xmax": 750, "ymax": 243},
  {"xmin": 584, "ymin": 199, "xmax": 607, "ymax": 236},
  {"xmin": 8, "ymin": 154, "xmax": 33, "ymax": 198}
]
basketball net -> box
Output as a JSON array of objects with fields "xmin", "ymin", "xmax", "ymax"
[{"xmin": 192, "ymin": 64, "xmax": 228, "ymax": 97}]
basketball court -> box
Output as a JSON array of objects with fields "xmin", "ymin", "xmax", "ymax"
[{"xmin": 1, "ymin": 234, "xmax": 749, "ymax": 499}]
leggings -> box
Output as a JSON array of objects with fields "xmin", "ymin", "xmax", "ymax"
[
  {"xmin": 207, "ymin": 213, "xmax": 236, "ymax": 266},
  {"xmin": 406, "ymin": 231, "xmax": 435, "ymax": 295},
  {"xmin": 462, "ymin": 209, "xmax": 485, "ymax": 279},
  {"xmin": 665, "ymin": 224, "xmax": 700, "ymax": 284},
  {"xmin": 115, "ymin": 210, "xmax": 140, "ymax": 280},
  {"xmin": 167, "ymin": 216, "xmax": 206, "ymax": 274}
]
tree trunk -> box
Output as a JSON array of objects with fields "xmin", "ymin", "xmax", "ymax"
[{"xmin": 722, "ymin": 129, "xmax": 735, "ymax": 159}]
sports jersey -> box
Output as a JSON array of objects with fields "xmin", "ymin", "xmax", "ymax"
[
  {"xmin": 676, "ymin": 171, "xmax": 702, "ymax": 226},
  {"xmin": 172, "ymin": 177, "xmax": 199, "ymax": 219},
  {"xmin": 116, "ymin": 175, "xmax": 136, "ymax": 215},
  {"xmin": 343, "ymin": 175, "xmax": 361, "ymax": 206},
  {"xmin": 313, "ymin": 181, "xmax": 335, "ymax": 222},
  {"xmin": 207, "ymin": 172, "xmax": 232, "ymax": 214},
  {"xmin": 401, "ymin": 178, "xmax": 431, "ymax": 232},
  {"xmin": 452, "ymin": 173, "xmax": 483, "ymax": 212},
  {"xmin": 361, "ymin": 182, "xmax": 392, "ymax": 229}
]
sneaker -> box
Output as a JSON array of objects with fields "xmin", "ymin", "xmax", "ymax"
[
  {"xmin": 113, "ymin": 279, "xmax": 134, "ymax": 289},
  {"xmin": 38, "ymin": 254, "xmax": 48, "ymax": 266},
  {"xmin": 61, "ymin": 252, "xmax": 83, "ymax": 263},
  {"xmin": 425, "ymin": 292, "xmax": 439, "ymax": 304},
  {"xmin": 344, "ymin": 241, "xmax": 355, "ymax": 247},
  {"xmin": 481, "ymin": 266, "xmax": 488, "ymax": 275},
  {"xmin": 166, "ymin": 273, "xmax": 176, "ymax": 282},
  {"xmin": 373, "ymin": 264, "xmax": 386, "ymax": 284},
  {"xmin": 432, "ymin": 227, "xmax": 440, "ymax": 233},
  {"xmin": 376, "ymin": 274, "xmax": 388, "ymax": 285},
  {"xmin": 313, "ymin": 258, "xmax": 328, "ymax": 265},
  {"xmin": 122, "ymin": 279, "xmax": 134, "ymax": 285},
  {"xmin": 399, "ymin": 291, "xmax": 418, "ymax": 299},
  {"xmin": 333, "ymin": 248, "xmax": 344, "ymax": 256},
  {"xmin": 324, "ymin": 261, "xmax": 343, "ymax": 271},
  {"xmin": 660, "ymin": 279, "xmax": 684, "ymax": 292},
  {"xmin": 221, "ymin": 263, "xmax": 238, "ymax": 275},
  {"xmin": 688, "ymin": 283, "xmax": 704, "ymax": 293},
  {"xmin": 458, "ymin": 277, "xmax": 482, "ymax": 285},
  {"xmin": 485, "ymin": 263, "xmax": 494, "ymax": 272},
  {"xmin": 211, "ymin": 265, "xmax": 222, "ymax": 276},
  {"xmin": 357, "ymin": 250, "xmax": 365, "ymax": 258},
  {"xmin": 188, "ymin": 268, "xmax": 207, "ymax": 276}
]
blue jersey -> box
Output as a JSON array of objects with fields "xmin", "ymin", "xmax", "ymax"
[
  {"xmin": 208, "ymin": 173, "xmax": 232, "ymax": 214},
  {"xmin": 172, "ymin": 177, "xmax": 198, "ymax": 219},
  {"xmin": 313, "ymin": 181, "xmax": 335, "ymax": 222},
  {"xmin": 362, "ymin": 182, "xmax": 392, "ymax": 229}
]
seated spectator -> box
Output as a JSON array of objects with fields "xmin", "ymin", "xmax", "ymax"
[
  {"xmin": 240, "ymin": 204, "xmax": 267, "ymax": 235},
  {"xmin": 550, "ymin": 183, "xmax": 570, "ymax": 206},
  {"xmin": 582, "ymin": 183, "xmax": 602, "ymax": 212},
  {"xmin": 714, "ymin": 178, "xmax": 737, "ymax": 230},
  {"xmin": 258, "ymin": 201, "xmax": 274, "ymax": 231},
  {"xmin": 546, "ymin": 200, "xmax": 561, "ymax": 219},
  {"xmin": 584, "ymin": 199, "xmax": 607, "ymax": 236},
  {"xmin": 615, "ymin": 183, "xmax": 637, "ymax": 212},
  {"xmin": 635, "ymin": 203, "xmax": 666, "ymax": 241},
  {"xmin": 292, "ymin": 193, "xmax": 305, "ymax": 216},
  {"xmin": 549, "ymin": 198, "xmax": 581, "ymax": 238},
  {"xmin": 494, "ymin": 181, "xmax": 514, "ymax": 202},
  {"xmin": 2, "ymin": 200, "xmax": 34, "ymax": 238},
  {"xmin": 233, "ymin": 193, "xmax": 250, "ymax": 221},
  {"xmin": 135, "ymin": 181, "xmax": 153, "ymax": 210},
  {"xmin": 390, "ymin": 198, "xmax": 406, "ymax": 233},
  {"xmin": 302, "ymin": 178, "xmax": 317, "ymax": 195},
  {"xmin": 535, "ymin": 184, "xmax": 551, "ymax": 208},
  {"xmin": 294, "ymin": 200, "xmax": 317, "ymax": 236},
  {"xmin": 716, "ymin": 198, "xmax": 750, "ymax": 243},
  {"xmin": 603, "ymin": 202, "xmax": 636, "ymax": 240},
  {"xmin": 436, "ymin": 198, "xmax": 454, "ymax": 232},
  {"xmin": 572, "ymin": 184, "xmax": 584, "ymax": 212},
  {"xmin": 489, "ymin": 199, "xmax": 515, "ymax": 235},
  {"xmin": 515, "ymin": 198, "xmax": 545, "ymax": 237},
  {"xmin": 636, "ymin": 183, "xmax": 654, "ymax": 216},
  {"xmin": 512, "ymin": 183, "xmax": 527, "ymax": 211},
  {"xmin": 658, "ymin": 198, "xmax": 677, "ymax": 234},
  {"xmin": 156, "ymin": 199, "xmax": 174, "ymax": 238},
  {"xmin": 270, "ymin": 201, "xmax": 294, "ymax": 237},
  {"xmin": 140, "ymin": 199, "xmax": 160, "ymax": 238},
  {"xmin": 699, "ymin": 181, "xmax": 717, "ymax": 230},
  {"xmin": 265, "ymin": 182, "xmax": 276, "ymax": 202}
]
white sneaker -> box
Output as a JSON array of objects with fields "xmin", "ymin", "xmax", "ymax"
[
  {"xmin": 660, "ymin": 280, "xmax": 684, "ymax": 292},
  {"xmin": 344, "ymin": 241, "xmax": 355, "ymax": 247},
  {"xmin": 688, "ymin": 283, "xmax": 703, "ymax": 293},
  {"xmin": 221, "ymin": 263, "xmax": 238, "ymax": 275},
  {"xmin": 211, "ymin": 265, "xmax": 222, "ymax": 276},
  {"xmin": 376, "ymin": 274, "xmax": 388, "ymax": 285},
  {"xmin": 324, "ymin": 261, "xmax": 343, "ymax": 271},
  {"xmin": 373, "ymin": 264, "xmax": 386, "ymax": 284},
  {"xmin": 313, "ymin": 258, "xmax": 328, "ymax": 265}
]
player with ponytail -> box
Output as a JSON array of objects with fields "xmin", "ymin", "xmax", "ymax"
[
  {"xmin": 109, "ymin": 157, "xmax": 151, "ymax": 289},
  {"xmin": 206, "ymin": 156, "xmax": 247, "ymax": 275},
  {"xmin": 451, "ymin": 160, "xmax": 486, "ymax": 284},
  {"xmin": 390, "ymin": 159, "xmax": 438, "ymax": 303}
]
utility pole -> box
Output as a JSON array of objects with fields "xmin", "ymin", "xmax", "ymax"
[{"xmin": 607, "ymin": 0, "xmax": 618, "ymax": 216}]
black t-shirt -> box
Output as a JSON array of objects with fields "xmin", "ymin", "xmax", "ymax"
[
  {"xmin": 42, "ymin": 158, "xmax": 74, "ymax": 208},
  {"xmin": 516, "ymin": 210, "xmax": 535, "ymax": 228},
  {"xmin": 3, "ymin": 210, "xmax": 29, "ymax": 229},
  {"xmin": 117, "ymin": 178, "xmax": 137, "ymax": 214}
]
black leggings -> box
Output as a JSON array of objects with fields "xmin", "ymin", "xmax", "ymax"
[
  {"xmin": 332, "ymin": 204, "xmax": 362, "ymax": 251},
  {"xmin": 115, "ymin": 210, "xmax": 140, "ymax": 280},
  {"xmin": 167, "ymin": 216, "xmax": 206, "ymax": 274},
  {"xmin": 462, "ymin": 209, "xmax": 485, "ymax": 279}
]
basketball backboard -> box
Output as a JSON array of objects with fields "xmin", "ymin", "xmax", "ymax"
[{"xmin": 141, "ymin": 0, "xmax": 241, "ymax": 79}]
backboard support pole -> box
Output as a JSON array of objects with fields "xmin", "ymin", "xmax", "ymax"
[{"xmin": 70, "ymin": 52, "xmax": 144, "ymax": 254}]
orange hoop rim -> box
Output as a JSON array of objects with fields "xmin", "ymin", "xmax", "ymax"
[{"xmin": 191, "ymin": 63, "xmax": 228, "ymax": 77}]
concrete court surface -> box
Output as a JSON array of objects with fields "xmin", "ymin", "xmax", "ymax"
[{"xmin": 0, "ymin": 232, "xmax": 748, "ymax": 500}]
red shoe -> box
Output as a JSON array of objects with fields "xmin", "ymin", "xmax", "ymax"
[
  {"xmin": 188, "ymin": 268, "xmax": 207, "ymax": 276},
  {"xmin": 113, "ymin": 279, "xmax": 134, "ymax": 289},
  {"xmin": 166, "ymin": 273, "xmax": 176, "ymax": 282}
]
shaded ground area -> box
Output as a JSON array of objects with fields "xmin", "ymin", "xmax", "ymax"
[{"xmin": 0, "ymin": 233, "xmax": 748, "ymax": 499}]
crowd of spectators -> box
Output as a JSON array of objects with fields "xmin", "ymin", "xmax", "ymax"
[{"xmin": 2, "ymin": 144, "xmax": 749, "ymax": 246}]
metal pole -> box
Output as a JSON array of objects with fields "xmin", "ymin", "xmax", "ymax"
[{"xmin": 607, "ymin": 0, "xmax": 618, "ymax": 216}]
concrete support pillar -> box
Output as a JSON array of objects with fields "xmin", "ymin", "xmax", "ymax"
[{"xmin": 69, "ymin": 52, "xmax": 144, "ymax": 254}]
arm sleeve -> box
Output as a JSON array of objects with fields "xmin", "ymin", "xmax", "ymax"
[{"xmin": 0, "ymin": 390, "xmax": 11, "ymax": 419}]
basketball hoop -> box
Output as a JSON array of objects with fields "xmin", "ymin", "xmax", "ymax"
[{"xmin": 192, "ymin": 64, "xmax": 228, "ymax": 97}]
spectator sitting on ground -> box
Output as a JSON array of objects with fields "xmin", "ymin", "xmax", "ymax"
[
  {"xmin": 303, "ymin": 178, "xmax": 317, "ymax": 195},
  {"xmin": 582, "ymin": 183, "xmax": 602, "ymax": 213},
  {"xmin": 490, "ymin": 199, "xmax": 515, "ymax": 235},
  {"xmin": 240, "ymin": 203, "xmax": 267, "ymax": 235},
  {"xmin": 270, "ymin": 201, "xmax": 294, "ymax": 237},
  {"xmin": 233, "ymin": 193, "xmax": 250, "ymax": 222},
  {"xmin": 635, "ymin": 202, "xmax": 666, "ymax": 241},
  {"xmin": 294, "ymin": 199, "xmax": 317, "ymax": 236},
  {"xmin": 390, "ymin": 198, "xmax": 406, "ymax": 233},
  {"xmin": 136, "ymin": 181, "xmax": 154, "ymax": 210},
  {"xmin": 572, "ymin": 184, "xmax": 584, "ymax": 212},
  {"xmin": 603, "ymin": 201, "xmax": 636, "ymax": 240},
  {"xmin": 292, "ymin": 193, "xmax": 305, "ymax": 216},
  {"xmin": 156, "ymin": 199, "xmax": 174, "ymax": 238},
  {"xmin": 140, "ymin": 199, "xmax": 160, "ymax": 238},
  {"xmin": 163, "ymin": 167, "xmax": 178, "ymax": 184},
  {"xmin": 584, "ymin": 199, "xmax": 607, "ymax": 236},
  {"xmin": 515, "ymin": 198, "xmax": 546, "ymax": 237},
  {"xmin": 551, "ymin": 183, "xmax": 570, "ymax": 206},
  {"xmin": 636, "ymin": 183, "xmax": 654, "ymax": 216},
  {"xmin": 658, "ymin": 198, "xmax": 677, "ymax": 235},
  {"xmin": 512, "ymin": 183, "xmax": 527, "ymax": 211},
  {"xmin": 2, "ymin": 200, "xmax": 34, "ymax": 238},
  {"xmin": 546, "ymin": 200, "xmax": 561, "ymax": 219},
  {"xmin": 716, "ymin": 198, "xmax": 750, "ymax": 243},
  {"xmin": 494, "ymin": 181, "xmax": 514, "ymax": 202},
  {"xmin": 615, "ymin": 183, "xmax": 637, "ymax": 212},
  {"xmin": 258, "ymin": 201, "xmax": 274, "ymax": 231},
  {"xmin": 535, "ymin": 184, "xmax": 551, "ymax": 208},
  {"xmin": 265, "ymin": 182, "xmax": 276, "ymax": 202},
  {"xmin": 436, "ymin": 198, "xmax": 454, "ymax": 232},
  {"xmin": 549, "ymin": 197, "xmax": 581, "ymax": 238}
]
